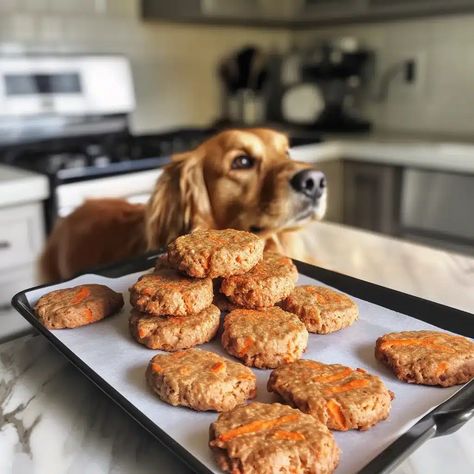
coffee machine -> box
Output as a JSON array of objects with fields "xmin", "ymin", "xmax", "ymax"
[{"xmin": 268, "ymin": 38, "xmax": 373, "ymax": 132}]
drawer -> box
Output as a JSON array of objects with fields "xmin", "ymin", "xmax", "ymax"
[
  {"xmin": 0, "ymin": 264, "xmax": 37, "ymax": 342},
  {"xmin": 0, "ymin": 202, "xmax": 45, "ymax": 270}
]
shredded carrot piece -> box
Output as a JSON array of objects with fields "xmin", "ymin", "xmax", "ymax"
[
  {"xmin": 381, "ymin": 337, "xmax": 455, "ymax": 354},
  {"xmin": 218, "ymin": 414, "xmax": 299, "ymax": 442},
  {"xmin": 138, "ymin": 327, "xmax": 147, "ymax": 339},
  {"xmin": 211, "ymin": 362, "xmax": 225, "ymax": 373},
  {"xmin": 436, "ymin": 362, "xmax": 448, "ymax": 376},
  {"xmin": 356, "ymin": 368, "xmax": 367, "ymax": 374},
  {"xmin": 71, "ymin": 287, "xmax": 90, "ymax": 304},
  {"xmin": 238, "ymin": 337, "xmax": 254, "ymax": 356},
  {"xmin": 325, "ymin": 378, "xmax": 369, "ymax": 394},
  {"xmin": 84, "ymin": 307, "xmax": 93, "ymax": 322},
  {"xmin": 273, "ymin": 431, "xmax": 305, "ymax": 441},
  {"xmin": 313, "ymin": 367, "xmax": 352, "ymax": 383},
  {"xmin": 179, "ymin": 366, "xmax": 191, "ymax": 375},
  {"xmin": 151, "ymin": 363, "xmax": 163, "ymax": 372},
  {"xmin": 326, "ymin": 399, "xmax": 348, "ymax": 430}
]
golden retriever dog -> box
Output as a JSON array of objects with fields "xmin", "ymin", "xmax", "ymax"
[{"xmin": 40, "ymin": 128, "xmax": 326, "ymax": 282}]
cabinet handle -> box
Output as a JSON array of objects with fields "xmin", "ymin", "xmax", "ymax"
[{"xmin": 0, "ymin": 241, "xmax": 11, "ymax": 250}]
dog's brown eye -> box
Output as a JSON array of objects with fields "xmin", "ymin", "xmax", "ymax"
[{"xmin": 232, "ymin": 155, "xmax": 255, "ymax": 170}]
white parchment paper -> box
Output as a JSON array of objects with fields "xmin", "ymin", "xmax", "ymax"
[{"xmin": 24, "ymin": 270, "xmax": 466, "ymax": 474}]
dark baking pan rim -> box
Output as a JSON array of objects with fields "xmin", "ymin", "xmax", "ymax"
[{"xmin": 11, "ymin": 253, "xmax": 474, "ymax": 474}]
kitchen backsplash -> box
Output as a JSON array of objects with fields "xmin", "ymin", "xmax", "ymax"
[
  {"xmin": 294, "ymin": 14, "xmax": 474, "ymax": 137},
  {"xmin": 1, "ymin": 0, "xmax": 473, "ymax": 136},
  {"xmin": 0, "ymin": 0, "xmax": 290, "ymax": 133}
]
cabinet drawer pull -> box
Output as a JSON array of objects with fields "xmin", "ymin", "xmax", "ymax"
[{"xmin": 0, "ymin": 241, "xmax": 11, "ymax": 250}]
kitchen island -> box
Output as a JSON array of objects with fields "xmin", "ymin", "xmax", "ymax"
[{"xmin": 1, "ymin": 221, "xmax": 473, "ymax": 474}]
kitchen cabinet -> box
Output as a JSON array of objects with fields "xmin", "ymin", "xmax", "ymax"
[
  {"xmin": 142, "ymin": 0, "xmax": 474, "ymax": 27},
  {"xmin": 0, "ymin": 201, "xmax": 45, "ymax": 342},
  {"xmin": 342, "ymin": 160, "xmax": 401, "ymax": 235},
  {"xmin": 0, "ymin": 164, "xmax": 48, "ymax": 342}
]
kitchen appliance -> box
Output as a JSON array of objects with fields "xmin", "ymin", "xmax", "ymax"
[
  {"xmin": 400, "ymin": 168, "xmax": 474, "ymax": 255},
  {"xmin": 269, "ymin": 38, "xmax": 373, "ymax": 132},
  {"xmin": 218, "ymin": 46, "xmax": 269, "ymax": 125},
  {"xmin": 0, "ymin": 54, "xmax": 219, "ymax": 232}
]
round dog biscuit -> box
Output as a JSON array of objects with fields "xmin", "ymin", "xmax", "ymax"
[
  {"xmin": 375, "ymin": 330, "xmax": 474, "ymax": 387},
  {"xmin": 220, "ymin": 251, "xmax": 298, "ymax": 309},
  {"xmin": 146, "ymin": 348, "xmax": 256, "ymax": 411},
  {"xmin": 209, "ymin": 401, "xmax": 340, "ymax": 474},
  {"xmin": 221, "ymin": 307, "xmax": 308, "ymax": 369},
  {"xmin": 167, "ymin": 229, "xmax": 264, "ymax": 278},
  {"xmin": 281, "ymin": 285, "xmax": 358, "ymax": 334},
  {"xmin": 34, "ymin": 284, "xmax": 124, "ymax": 329},
  {"xmin": 129, "ymin": 304, "xmax": 220, "ymax": 351},
  {"xmin": 268, "ymin": 359, "xmax": 393, "ymax": 431},
  {"xmin": 129, "ymin": 267, "xmax": 212, "ymax": 316}
]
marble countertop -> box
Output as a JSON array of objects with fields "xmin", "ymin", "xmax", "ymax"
[
  {"xmin": 1, "ymin": 221, "xmax": 473, "ymax": 474},
  {"xmin": 0, "ymin": 164, "xmax": 49, "ymax": 208}
]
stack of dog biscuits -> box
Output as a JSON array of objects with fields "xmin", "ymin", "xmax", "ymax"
[{"xmin": 129, "ymin": 263, "xmax": 220, "ymax": 351}]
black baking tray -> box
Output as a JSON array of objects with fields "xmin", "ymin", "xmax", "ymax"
[{"xmin": 12, "ymin": 253, "xmax": 474, "ymax": 474}]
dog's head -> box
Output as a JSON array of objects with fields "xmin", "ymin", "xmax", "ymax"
[{"xmin": 145, "ymin": 128, "xmax": 326, "ymax": 249}]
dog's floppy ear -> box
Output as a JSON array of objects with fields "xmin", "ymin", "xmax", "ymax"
[{"xmin": 145, "ymin": 149, "xmax": 215, "ymax": 250}]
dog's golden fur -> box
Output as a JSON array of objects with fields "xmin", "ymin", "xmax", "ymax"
[{"xmin": 40, "ymin": 128, "xmax": 325, "ymax": 282}]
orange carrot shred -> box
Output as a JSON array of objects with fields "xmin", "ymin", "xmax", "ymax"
[
  {"xmin": 138, "ymin": 327, "xmax": 147, "ymax": 339},
  {"xmin": 84, "ymin": 307, "xmax": 93, "ymax": 322},
  {"xmin": 313, "ymin": 368, "xmax": 352, "ymax": 383},
  {"xmin": 72, "ymin": 287, "xmax": 90, "ymax": 304},
  {"xmin": 436, "ymin": 361, "xmax": 448, "ymax": 376},
  {"xmin": 326, "ymin": 399, "xmax": 348, "ymax": 430},
  {"xmin": 238, "ymin": 337, "xmax": 254, "ymax": 356},
  {"xmin": 211, "ymin": 362, "xmax": 225, "ymax": 373},
  {"xmin": 151, "ymin": 363, "xmax": 163, "ymax": 372},
  {"xmin": 324, "ymin": 378, "xmax": 369, "ymax": 394},
  {"xmin": 273, "ymin": 431, "xmax": 305, "ymax": 441},
  {"xmin": 356, "ymin": 368, "xmax": 367, "ymax": 374},
  {"xmin": 218, "ymin": 414, "xmax": 299, "ymax": 442},
  {"xmin": 381, "ymin": 337, "xmax": 455, "ymax": 354}
]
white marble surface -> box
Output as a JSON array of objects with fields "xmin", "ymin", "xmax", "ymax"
[
  {"xmin": 0, "ymin": 164, "xmax": 49, "ymax": 208},
  {"xmin": 291, "ymin": 139, "xmax": 474, "ymax": 175},
  {"xmin": 1, "ymin": 221, "xmax": 473, "ymax": 474}
]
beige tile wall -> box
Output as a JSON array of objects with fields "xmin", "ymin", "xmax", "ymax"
[
  {"xmin": 294, "ymin": 14, "xmax": 474, "ymax": 136},
  {"xmin": 0, "ymin": 0, "xmax": 290, "ymax": 133},
  {"xmin": 1, "ymin": 1, "xmax": 473, "ymax": 136}
]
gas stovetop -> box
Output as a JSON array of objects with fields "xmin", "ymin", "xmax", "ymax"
[{"xmin": 0, "ymin": 127, "xmax": 219, "ymax": 181}]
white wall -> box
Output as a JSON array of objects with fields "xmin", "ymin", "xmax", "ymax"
[
  {"xmin": 294, "ymin": 14, "xmax": 474, "ymax": 136},
  {"xmin": 0, "ymin": 0, "xmax": 291, "ymax": 133}
]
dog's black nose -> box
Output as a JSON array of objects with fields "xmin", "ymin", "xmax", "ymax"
[{"xmin": 290, "ymin": 169, "xmax": 326, "ymax": 199}]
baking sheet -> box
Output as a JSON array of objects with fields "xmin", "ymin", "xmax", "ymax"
[{"xmin": 23, "ymin": 269, "xmax": 465, "ymax": 474}]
